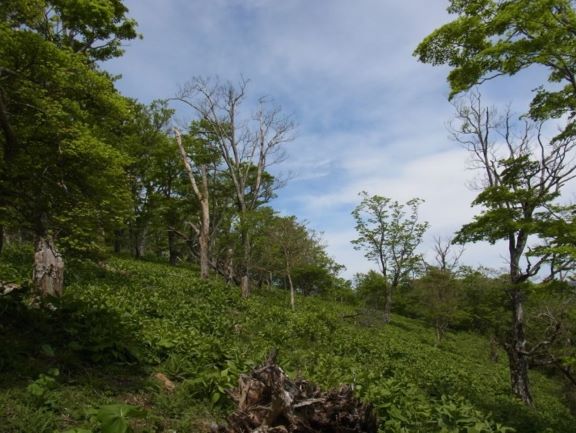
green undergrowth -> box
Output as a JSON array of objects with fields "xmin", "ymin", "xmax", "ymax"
[{"xmin": 0, "ymin": 249, "xmax": 574, "ymax": 433}]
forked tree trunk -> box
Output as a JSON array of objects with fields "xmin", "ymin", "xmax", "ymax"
[
  {"xmin": 33, "ymin": 236, "xmax": 64, "ymax": 297},
  {"xmin": 175, "ymin": 129, "xmax": 210, "ymax": 279},
  {"xmin": 506, "ymin": 286, "xmax": 533, "ymax": 405}
]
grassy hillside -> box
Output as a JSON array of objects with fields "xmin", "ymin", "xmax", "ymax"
[{"xmin": 0, "ymin": 248, "xmax": 574, "ymax": 433}]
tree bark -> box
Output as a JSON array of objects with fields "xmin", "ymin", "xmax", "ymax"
[
  {"xmin": 131, "ymin": 226, "xmax": 147, "ymax": 259},
  {"xmin": 168, "ymin": 229, "xmax": 178, "ymax": 266},
  {"xmin": 287, "ymin": 269, "xmax": 295, "ymax": 310},
  {"xmin": 382, "ymin": 285, "xmax": 392, "ymax": 323},
  {"xmin": 33, "ymin": 235, "xmax": 64, "ymax": 297},
  {"xmin": 0, "ymin": 225, "xmax": 4, "ymax": 255},
  {"xmin": 175, "ymin": 128, "xmax": 210, "ymax": 279},
  {"xmin": 199, "ymin": 199, "xmax": 210, "ymax": 278},
  {"xmin": 113, "ymin": 229, "xmax": 123, "ymax": 254},
  {"xmin": 240, "ymin": 228, "xmax": 251, "ymax": 297},
  {"xmin": 506, "ymin": 286, "xmax": 533, "ymax": 406}
]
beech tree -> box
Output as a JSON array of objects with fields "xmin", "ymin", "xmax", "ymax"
[
  {"xmin": 450, "ymin": 93, "xmax": 576, "ymax": 405},
  {"xmin": 0, "ymin": 0, "xmax": 137, "ymax": 295},
  {"xmin": 351, "ymin": 192, "xmax": 428, "ymax": 323}
]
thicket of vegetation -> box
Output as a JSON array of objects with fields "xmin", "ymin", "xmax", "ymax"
[
  {"xmin": 2, "ymin": 1, "xmax": 576, "ymax": 432},
  {"xmin": 1, "ymin": 249, "xmax": 575, "ymax": 433}
]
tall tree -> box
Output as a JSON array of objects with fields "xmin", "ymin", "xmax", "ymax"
[
  {"xmin": 173, "ymin": 77, "xmax": 294, "ymax": 296},
  {"xmin": 0, "ymin": 0, "xmax": 137, "ymax": 295},
  {"xmin": 351, "ymin": 192, "xmax": 428, "ymax": 323},
  {"xmin": 450, "ymin": 93, "xmax": 576, "ymax": 405},
  {"xmin": 173, "ymin": 121, "xmax": 219, "ymax": 279},
  {"xmin": 414, "ymin": 0, "xmax": 576, "ymax": 140}
]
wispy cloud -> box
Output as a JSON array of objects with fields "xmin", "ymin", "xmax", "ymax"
[{"xmin": 105, "ymin": 0, "xmax": 572, "ymax": 278}]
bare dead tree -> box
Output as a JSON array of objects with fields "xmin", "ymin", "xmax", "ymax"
[
  {"xmin": 174, "ymin": 128, "xmax": 211, "ymax": 279},
  {"xmin": 174, "ymin": 76, "xmax": 295, "ymax": 297},
  {"xmin": 431, "ymin": 236, "xmax": 464, "ymax": 272},
  {"xmin": 450, "ymin": 91, "xmax": 576, "ymax": 405}
]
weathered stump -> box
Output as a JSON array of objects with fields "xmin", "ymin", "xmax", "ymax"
[{"xmin": 214, "ymin": 352, "xmax": 377, "ymax": 433}]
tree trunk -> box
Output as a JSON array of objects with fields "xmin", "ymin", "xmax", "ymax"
[
  {"xmin": 33, "ymin": 236, "xmax": 64, "ymax": 297},
  {"xmin": 130, "ymin": 226, "xmax": 146, "ymax": 259},
  {"xmin": 199, "ymin": 200, "xmax": 210, "ymax": 278},
  {"xmin": 0, "ymin": 225, "xmax": 4, "ymax": 255},
  {"xmin": 168, "ymin": 229, "xmax": 178, "ymax": 266},
  {"xmin": 240, "ymin": 227, "xmax": 251, "ymax": 297},
  {"xmin": 382, "ymin": 285, "xmax": 392, "ymax": 323},
  {"xmin": 174, "ymin": 129, "xmax": 211, "ymax": 279},
  {"xmin": 287, "ymin": 270, "xmax": 295, "ymax": 310},
  {"xmin": 113, "ymin": 229, "xmax": 123, "ymax": 254},
  {"xmin": 506, "ymin": 286, "xmax": 533, "ymax": 405}
]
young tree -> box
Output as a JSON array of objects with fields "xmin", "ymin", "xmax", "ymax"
[
  {"xmin": 450, "ymin": 93, "xmax": 576, "ymax": 405},
  {"xmin": 351, "ymin": 192, "xmax": 429, "ymax": 323},
  {"xmin": 354, "ymin": 270, "xmax": 387, "ymax": 310},
  {"xmin": 414, "ymin": 267, "xmax": 462, "ymax": 343},
  {"xmin": 265, "ymin": 215, "xmax": 314, "ymax": 310},
  {"xmin": 414, "ymin": 0, "xmax": 576, "ymax": 140},
  {"xmin": 173, "ymin": 77, "xmax": 294, "ymax": 296},
  {"xmin": 413, "ymin": 237, "xmax": 465, "ymax": 343}
]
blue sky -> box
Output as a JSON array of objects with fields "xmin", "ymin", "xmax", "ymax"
[{"xmin": 104, "ymin": 0, "xmax": 573, "ymax": 278}]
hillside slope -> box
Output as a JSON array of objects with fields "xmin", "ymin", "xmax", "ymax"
[{"xmin": 0, "ymin": 251, "xmax": 574, "ymax": 433}]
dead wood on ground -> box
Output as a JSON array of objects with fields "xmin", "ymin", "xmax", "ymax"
[{"xmin": 213, "ymin": 351, "xmax": 377, "ymax": 433}]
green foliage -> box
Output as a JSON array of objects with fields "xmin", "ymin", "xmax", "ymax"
[
  {"xmin": 0, "ymin": 253, "xmax": 574, "ymax": 433},
  {"xmin": 354, "ymin": 270, "xmax": 387, "ymax": 309},
  {"xmin": 26, "ymin": 368, "xmax": 59, "ymax": 409},
  {"xmin": 95, "ymin": 404, "xmax": 145, "ymax": 433},
  {"xmin": 414, "ymin": 0, "xmax": 576, "ymax": 139},
  {"xmin": 0, "ymin": 0, "xmax": 137, "ymax": 259},
  {"xmin": 351, "ymin": 192, "xmax": 428, "ymax": 287}
]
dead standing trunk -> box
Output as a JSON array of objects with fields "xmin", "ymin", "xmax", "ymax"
[
  {"xmin": 33, "ymin": 235, "xmax": 64, "ymax": 297},
  {"xmin": 175, "ymin": 128, "xmax": 211, "ymax": 279}
]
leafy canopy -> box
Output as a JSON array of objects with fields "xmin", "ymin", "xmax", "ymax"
[{"xmin": 415, "ymin": 0, "xmax": 576, "ymax": 138}]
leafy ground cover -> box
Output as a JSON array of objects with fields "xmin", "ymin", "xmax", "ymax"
[{"xmin": 0, "ymin": 248, "xmax": 574, "ymax": 433}]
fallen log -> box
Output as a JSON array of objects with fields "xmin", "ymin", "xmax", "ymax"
[{"xmin": 213, "ymin": 351, "xmax": 377, "ymax": 433}]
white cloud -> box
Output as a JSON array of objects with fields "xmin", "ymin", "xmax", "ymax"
[{"xmin": 104, "ymin": 0, "xmax": 574, "ymax": 279}]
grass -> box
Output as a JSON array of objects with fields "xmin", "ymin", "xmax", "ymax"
[{"xmin": 0, "ymin": 248, "xmax": 574, "ymax": 432}]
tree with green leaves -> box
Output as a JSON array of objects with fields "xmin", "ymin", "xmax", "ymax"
[
  {"xmin": 450, "ymin": 92, "xmax": 576, "ymax": 405},
  {"xmin": 354, "ymin": 270, "xmax": 387, "ymax": 310},
  {"xmin": 351, "ymin": 192, "xmax": 428, "ymax": 323},
  {"xmin": 414, "ymin": 0, "xmax": 576, "ymax": 140},
  {"xmin": 0, "ymin": 0, "xmax": 138, "ymax": 295}
]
